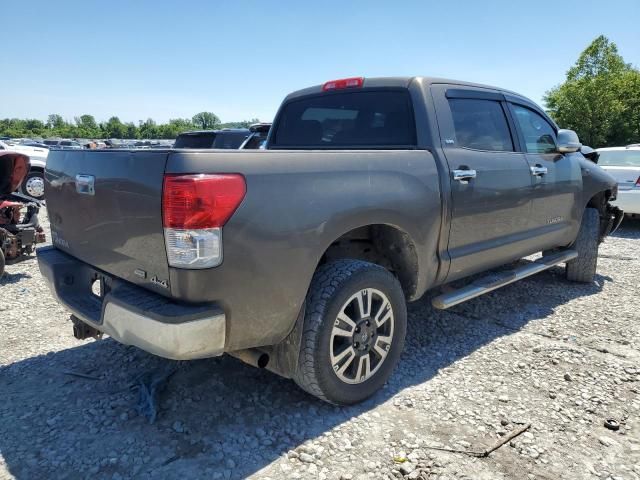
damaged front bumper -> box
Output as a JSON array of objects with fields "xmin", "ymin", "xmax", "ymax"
[
  {"xmin": 37, "ymin": 246, "xmax": 226, "ymax": 360},
  {"xmin": 601, "ymin": 204, "xmax": 624, "ymax": 240}
]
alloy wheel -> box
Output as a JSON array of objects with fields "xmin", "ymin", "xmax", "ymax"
[{"xmin": 329, "ymin": 288, "xmax": 394, "ymax": 384}]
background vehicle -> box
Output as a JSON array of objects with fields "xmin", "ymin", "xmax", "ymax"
[
  {"xmin": 239, "ymin": 123, "xmax": 271, "ymax": 149},
  {"xmin": 39, "ymin": 76, "xmax": 621, "ymax": 405},
  {"xmin": 19, "ymin": 140, "xmax": 50, "ymax": 149},
  {"xmin": 0, "ymin": 151, "xmax": 46, "ymax": 276},
  {"xmin": 0, "ymin": 140, "xmax": 48, "ymax": 200},
  {"xmin": 597, "ymin": 145, "xmax": 640, "ymax": 215},
  {"xmin": 43, "ymin": 139, "xmax": 83, "ymax": 149},
  {"xmin": 173, "ymin": 128, "xmax": 250, "ymax": 149}
]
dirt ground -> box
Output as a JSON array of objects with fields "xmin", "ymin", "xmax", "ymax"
[{"xmin": 0, "ymin": 213, "xmax": 638, "ymax": 480}]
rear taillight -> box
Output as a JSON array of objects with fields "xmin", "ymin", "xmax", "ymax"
[
  {"xmin": 322, "ymin": 77, "xmax": 364, "ymax": 91},
  {"xmin": 636, "ymin": 176, "xmax": 640, "ymax": 187},
  {"xmin": 162, "ymin": 174, "xmax": 246, "ymax": 269}
]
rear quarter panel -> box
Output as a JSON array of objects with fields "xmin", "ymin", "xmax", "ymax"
[{"xmin": 166, "ymin": 149, "xmax": 441, "ymax": 350}]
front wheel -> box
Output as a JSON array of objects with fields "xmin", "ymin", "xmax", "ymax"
[
  {"xmin": 294, "ymin": 260, "xmax": 407, "ymax": 405},
  {"xmin": 566, "ymin": 208, "xmax": 600, "ymax": 283},
  {"xmin": 20, "ymin": 171, "xmax": 45, "ymax": 200}
]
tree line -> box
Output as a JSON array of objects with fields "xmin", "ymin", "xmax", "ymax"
[
  {"xmin": 2, "ymin": 36, "xmax": 638, "ymax": 147},
  {"xmin": 0, "ymin": 112, "xmax": 260, "ymax": 140},
  {"xmin": 545, "ymin": 35, "xmax": 640, "ymax": 147}
]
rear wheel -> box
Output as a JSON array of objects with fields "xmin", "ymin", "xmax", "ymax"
[
  {"xmin": 20, "ymin": 171, "xmax": 45, "ymax": 200},
  {"xmin": 294, "ymin": 259, "xmax": 406, "ymax": 405},
  {"xmin": 566, "ymin": 208, "xmax": 600, "ymax": 283}
]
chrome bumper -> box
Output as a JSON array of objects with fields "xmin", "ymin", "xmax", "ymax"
[{"xmin": 37, "ymin": 246, "xmax": 226, "ymax": 360}]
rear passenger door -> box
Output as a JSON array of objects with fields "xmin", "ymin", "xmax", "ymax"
[
  {"xmin": 507, "ymin": 101, "xmax": 582, "ymax": 248},
  {"xmin": 431, "ymin": 86, "xmax": 534, "ymax": 280}
]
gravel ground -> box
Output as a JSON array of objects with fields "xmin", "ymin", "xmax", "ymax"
[{"xmin": 1, "ymin": 212, "xmax": 639, "ymax": 480}]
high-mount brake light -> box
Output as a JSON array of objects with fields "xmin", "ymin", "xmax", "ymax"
[
  {"xmin": 162, "ymin": 174, "xmax": 246, "ymax": 269},
  {"xmin": 322, "ymin": 77, "xmax": 364, "ymax": 91}
]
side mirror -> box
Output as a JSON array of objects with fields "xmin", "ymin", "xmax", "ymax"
[
  {"xmin": 557, "ymin": 129, "xmax": 582, "ymax": 153},
  {"xmin": 580, "ymin": 145, "xmax": 600, "ymax": 163}
]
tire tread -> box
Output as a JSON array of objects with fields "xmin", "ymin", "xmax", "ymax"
[
  {"xmin": 294, "ymin": 259, "xmax": 403, "ymax": 404},
  {"xmin": 566, "ymin": 208, "xmax": 600, "ymax": 283}
]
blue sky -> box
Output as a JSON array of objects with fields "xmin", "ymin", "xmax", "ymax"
[{"xmin": 3, "ymin": 0, "xmax": 639, "ymax": 124}]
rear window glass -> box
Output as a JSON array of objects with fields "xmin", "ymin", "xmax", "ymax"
[
  {"xmin": 271, "ymin": 90, "xmax": 416, "ymax": 148},
  {"xmin": 173, "ymin": 133, "xmax": 216, "ymax": 148},
  {"xmin": 212, "ymin": 132, "xmax": 249, "ymax": 149},
  {"xmin": 597, "ymin": 150, "xmax": 640, "ymax": 166}
]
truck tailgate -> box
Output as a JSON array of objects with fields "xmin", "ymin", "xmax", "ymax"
[{"xmin": 44, "ymin": 149, "xmax": 171, "ymax": 292}]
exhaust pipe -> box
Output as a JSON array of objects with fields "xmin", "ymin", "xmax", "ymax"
[
  {"xmin": 228, "ymin": 348, "xmax": 270, "ymax": 369},
  {"xmin": 71, "ymin": 315, "xmax": 102, "ymax": 340}
]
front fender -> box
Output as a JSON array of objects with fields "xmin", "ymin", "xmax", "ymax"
[{"xmin": 579, "ymin": 157, "xmax": 617, "ymax": 210}]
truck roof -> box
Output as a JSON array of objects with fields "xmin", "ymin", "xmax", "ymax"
[
  {"xmin": 283, "ymin": 76, "xmax": 526, "ymax": 102},
  {"xmin": 178, "ymin": 128, "xmax": 250, "ymax": 135}
]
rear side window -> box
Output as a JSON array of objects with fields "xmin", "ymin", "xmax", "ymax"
[
  {"xmin": 271, "ymin": 90, "xmax": 416, "ymax": 148},
  {"xmin": 448, "ymin": 99, "xmax": 514, "ymax": 152},
  {"xmin": 511, "ymin": 104, "xmax": 557, "ymax": 154}
]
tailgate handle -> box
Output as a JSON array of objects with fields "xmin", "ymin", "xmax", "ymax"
[{"xmin": 75, "ymin": 174, "xmax": 95, "ymax": 196}]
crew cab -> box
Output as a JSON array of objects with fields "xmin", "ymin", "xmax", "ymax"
[{"xmin": 38, "ymin": 77, "xmax": 622, "ymax": 405}]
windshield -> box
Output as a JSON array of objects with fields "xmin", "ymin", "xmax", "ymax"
[
  {"xmin": 598, "ymin": 150, "xmax": 640, "ymax": 166},
  {"xmin": 271, "ymin": 90, "xmax": 416, "ymax": 149}
]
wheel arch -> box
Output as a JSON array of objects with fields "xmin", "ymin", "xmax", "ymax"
[{"xmin": 315, "ymin": 223, "xmax": 421, "ymax": 301}]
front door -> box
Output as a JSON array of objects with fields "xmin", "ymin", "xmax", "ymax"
[
  {"xmin": 508, "ymin": 102, "xmax": 582, "ymax": 249},
  {"xmin": 431, "ymin": 86, "xmax": 534, "ymax": 281}
]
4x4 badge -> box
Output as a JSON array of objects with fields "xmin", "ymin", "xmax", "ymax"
[{"xmin": 150, "ymin": 276, "xmax": 169, "ymax": 289}]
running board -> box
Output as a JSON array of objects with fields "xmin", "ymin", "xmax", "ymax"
[{"xmin": 432, "ymin": 249, "xmax": 578, "ymax": 310}]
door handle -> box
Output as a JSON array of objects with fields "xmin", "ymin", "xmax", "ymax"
[
  {"xmin": 530, "ymin": 165, "xmax": 548, "ymax": 177},
  {"xmin": 453, "ymin": 169, "xmax": 477, "ymax": 182}
]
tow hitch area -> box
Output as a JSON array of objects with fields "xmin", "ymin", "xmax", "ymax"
[{"xmin": 71, "ymin": 315, "xmax": 102, "ymax": 340}]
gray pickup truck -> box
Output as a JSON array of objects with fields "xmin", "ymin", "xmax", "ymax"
[{"xmin": 38, "ymin": 76, "xmax": 622, "ymax": 405}]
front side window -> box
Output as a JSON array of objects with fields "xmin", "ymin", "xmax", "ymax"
[
  {"xmin": 448, "ymin": 98, "xmax": 514, "ymax": 152},
  {"xmin": 511, "ymin": 104, "xmax": 557, "ymax": 154},
  {"xmin": 272, "ymin": 90, "xmax": 416, "ymax": 148}
]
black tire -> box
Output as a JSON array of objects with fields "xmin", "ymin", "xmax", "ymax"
[
  {"xmin": 294, "ymin": 259, "xmax": 407, "ymax": 405},
  {"xmin": 566, "ymin": 208, "xmax": 600, "ymax": 283},
  {"xmin": 0, "ymin": 248, "xmax": 5, "ymax": 278},
  {"xmin": 20, "ymin": 170, "xmax": 45, "ymax": 200}
]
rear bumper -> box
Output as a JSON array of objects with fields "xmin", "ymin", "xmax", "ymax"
[
  {"xmin": 37, "ymin": 246, "xmax": 226, "ymax": 360},
  {"xmin": 612, "ymin": 189, "xmax": 640, "ymax": 215}
]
